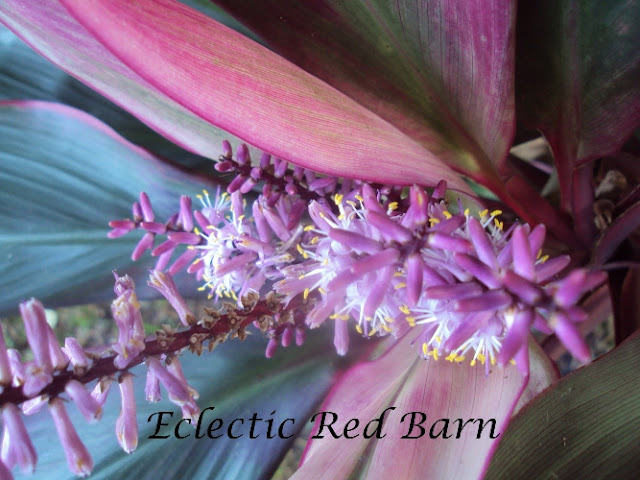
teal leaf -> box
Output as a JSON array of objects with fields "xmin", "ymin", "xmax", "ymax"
[
  {"xmin": 15, "ymin": 329, "xmax": 345, "ymax": 480},
  {"xmin": 0, "ymin": 101, "xmax": 214, "ymax": 315},
  {"xmin": 486, "ymin": 329, "xmax": 640, "ymax": 479},
  {"xmin": 0, "ymin": 24, "xmax": 209, "ymax": 170}
]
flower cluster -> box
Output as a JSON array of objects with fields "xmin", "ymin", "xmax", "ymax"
[
  {"xmin": 110, "ymin": 142, "xmax": 607, "ymax": 371},
  {"xmin": 0, "ymin": 270, "xmax": 285, "ymax": 478}
]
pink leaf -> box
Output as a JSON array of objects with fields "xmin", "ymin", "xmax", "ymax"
[
  {"xmin": 214, "ymin": 1, "xmax": 517, "ymax": 184},
  {"xmin": 21, "ymin": 0, "xmax": 469, "ymax": 193},
  {"xmin": 294, "ymin": 334, "xmax": 556, "ymax": 479}
]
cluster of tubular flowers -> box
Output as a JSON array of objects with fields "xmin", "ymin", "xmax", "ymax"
[
  {"xmin": 109, "ymin": 142, "xmax": 606, "ymax": 371},
  {"xmin": 0, "ymin": 274, "xmax": 200, "ymax": 478},
  {"xmin": 0, "ymin": 140, "xmax": 608, "ymax": 478}
]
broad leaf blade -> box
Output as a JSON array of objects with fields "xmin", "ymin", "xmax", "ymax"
[
  {"xmin": 486, "ymin": 330, "xmax": 640, "ymax": 479},
  {"xmin": 55, "ymin": 0, "xmax": 471, "ymax": 192},
  {"xmin": 0, "ymin": 101, "xmax": 210, "ymax": 314},
  {"xmin": 214, "ymin": 0, "xmax": 517, "ymax": 184},
  {"xmin": 15, "ymin": 329, "xmax": 344, "ymax": 480},
  {"xmin": 293, "ymin": 334, "xmax": 556, "ymax": 479}
]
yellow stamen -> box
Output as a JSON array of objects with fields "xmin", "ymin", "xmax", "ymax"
[
  {"xmin": 443, "ymin": 210, "xmax": 452, "ymax": 219},
  {"xmin": 356, "ymin": 324, "xmax": 363, "ymax": 334},
  {"xmin": 368, "ymin": 328, "xmax": 378, "ymax": 337},
  {"xmin": 422, "ymin": 343, "xmax": 428, "ymax": 356},
  {"xmin": 303, "ymin": 288, "xmax": 310, "ymax": 300},
  {"xmin": 399, "ymin": 305, "xmax": 411, "ymax": 315},
  {"xmin": 490, "ymin": 209, "xmax": 503, "ymax": 217},
  {"xmin": 479, "ymin": 209, "xmax": 489, "ymax": 218},
  {"xmin": 394, "ymin": 282, "xmax": 406, "ymax": 290},
  {"xmin": 296, "ymin": 244, "xmax": 309, "ymax": 259},
  {"xmin": 429, "ymin": 218, "xmax": 440, "ymax": 226},
  {"xmin": 388, "ymin": 202, "xmax": 398, "ymax": 211}
]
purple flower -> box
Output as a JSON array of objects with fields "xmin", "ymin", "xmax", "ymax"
[
  {"xmin": 1, "ymin": 404, "xmax": 37, "ymax": 473},
  {"xmin": 116, "ymin": 373, "xmax": 138, "ymax": 454},
  {"xmin": 49, "ymin": 398, "xmax": 93, "ymax": 477},
  {"xmin": 111, "ymin": 273, "xmax": 146, "ymax": 369},
  {"xmin": 148, "ymin": 270, "xmax": 196, "ymax": 326}
]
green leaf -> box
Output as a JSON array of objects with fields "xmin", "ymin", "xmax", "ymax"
[
  {"xmin": 15, "ymin": 329, "xmax": 346, "ymax": 480},
  {"xmin": 0, "ymin": 101, "xmax": 212, "ymax": 315},
  {"xmin": 486, "ymin": 329, "xmax": 640, "ymax": 479}
]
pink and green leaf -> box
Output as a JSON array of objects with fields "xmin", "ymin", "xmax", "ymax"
[
  {"xmin": 0, "ymin": 24, "xmax": 210, "ymax": 170},
  {"xmin": 0, "ymin": 0, "xmax": 244, "ymax": 162},
  {"xmin": 293, "ymin": 334, "xmax": 557, "ymax": 479},
  {"xmin": 214, "ymin": 0, "xmax": 517, "ymax": 186}
]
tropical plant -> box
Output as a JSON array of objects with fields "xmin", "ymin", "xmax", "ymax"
[{"xmin": 0, "ymin": 1, "xmax": 638, "ymax": 479}]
